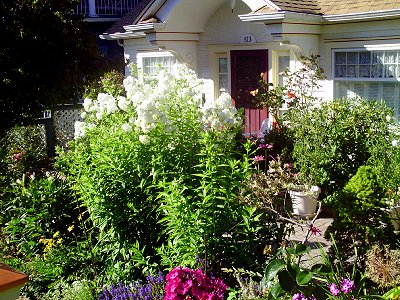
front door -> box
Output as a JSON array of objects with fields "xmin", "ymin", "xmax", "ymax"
[{"xmin": 231, "ymin": 50, "xmax": 268, "ymax": 135}]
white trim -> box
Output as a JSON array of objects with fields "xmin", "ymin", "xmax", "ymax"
[
  {"xmin": 123, "ymin": 23, "xmax": 156, "ymax": 32},
  {"xmin": 100, "ymin": 32, "xmax": 146, "ymax": 40},
  {"xmin": 324, "ymin": 9, "xmax": 400, "ymax": 22},
  {"xmin": 239, "ymin": 11, "xmax": 285, "ymax": 22}
]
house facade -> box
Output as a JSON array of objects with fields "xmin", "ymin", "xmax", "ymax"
[{"xmin": 101, "ymin": 0, "xmax": 400, "ymax": 133}]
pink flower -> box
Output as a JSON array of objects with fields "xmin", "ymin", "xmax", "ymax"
[
  {"xmin": 252, "ymin": 155, "xmax": 265, "ymax": 162},
  {"xmin": 258, "ymin": 143, "xmax": 273, "ymax": 149},
  {"xmin": 340, "ymin": 278, "xmax": 356, "ymax": 294},
  {"xmin": 164, "ymin": 267, "xmax": 227, "ymax": 300},
  {"xmin": 329, "ymin": 283, "xmax": 340, "ymax": 296}
]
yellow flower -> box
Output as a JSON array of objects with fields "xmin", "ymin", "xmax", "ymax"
[
  {"xmin": 67, "ymin": 225, "xmax": 75, "ymax": 232},
  {"xmin": 53, "ymin": 231, "xmax": 60, "ymax": 238}
]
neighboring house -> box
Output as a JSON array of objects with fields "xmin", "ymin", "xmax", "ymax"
[
  {"xmin": 73, "ymin": 0, "xmax": 143, "ymax": 64},
  {"xmin": 100, "ymin": 0, "xmax": 400, "ymax": 134}
]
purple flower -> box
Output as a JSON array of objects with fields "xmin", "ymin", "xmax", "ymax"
[
  {"xmin": 340, "ymin": 278, "xmax": 356, "ymax": 294},
  {"xmin": 329, "ymin": 283, "xmax": 340, "ymax": 296},
  {"xmin": 292, "ymin": 293, "xmax": 305, "ymax": 300}
]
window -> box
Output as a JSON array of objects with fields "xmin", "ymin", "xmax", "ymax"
[
  {"xmin": 333, "ymin": 49, "xmax": 400, "ymax": 118},
  {"xmin": 217, "ymin": 56, "xmax": 228, "ymax": 95},
  {"xmin": 137, "ymin": 52, "xmax": 177, "ymax": 82},
  {"xmin": 278, "ymin": 55, "xmax": 290, "ymax": 86},
  {"xmin": 334, "ymin": 50, "xmax": 400, "ymax": 79}
]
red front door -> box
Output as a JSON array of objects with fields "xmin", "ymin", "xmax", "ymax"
[{"xmin": 231, "ymin": 50, "xmax": 269, "ymax": 135}]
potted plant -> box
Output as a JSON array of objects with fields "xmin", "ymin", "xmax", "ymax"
[
  {"xmin": 288, "ymin": 175, "xmax": 321, "ymax": 217},
  {"xmin": 385, "ymin": 196, "xmax": 400, "ymax": 231}
]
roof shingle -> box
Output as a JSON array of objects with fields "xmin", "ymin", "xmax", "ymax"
[{"xmin": 104, "ymin": 0, "xmax": 154, "ymax": 34}]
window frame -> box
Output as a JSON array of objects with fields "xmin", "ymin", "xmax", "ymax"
[
  {"xmin": 332, "ymin": 48, "xmax": 400, "ymax": 82},
  {"xmin": 136, "ymin": 51, "xmax": 177, "ymax": 82},
  {"xmin": 332, "ymin": 48, "xmax": 400, "ymax": 118}
]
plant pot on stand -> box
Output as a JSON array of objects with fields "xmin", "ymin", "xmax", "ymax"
[
  {"xmin": 289, "ymin": 185, "xmax": 321, "ymax": 218},
  {"xmin": 388, "ymin": 206, "xmax": 400, "ymax": 232}
]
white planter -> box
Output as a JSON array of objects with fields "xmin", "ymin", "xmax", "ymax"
[
  {"xmin": 388, "ymin": 206, "xmax": 400, "ymax": 231},
  {"xmin": 289, "ymin": 186, "xmax": 321, "ymax": 218}
]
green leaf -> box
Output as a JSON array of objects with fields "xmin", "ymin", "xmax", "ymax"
[
  {"xmin": 270, "ymin": 282, "xmax": 285, "ymax": 299},
  {"xmin": 311, "ymin": 264, "xmax": 331, "ymax": 274},
  {"xmin": 278, "ymin": 270, "xmax": 296, "ymax": 291},
  {"xmin": 265, "ymin": 259, "xmax": 286, "ymax": 281},
  {"xmin": 296, "ymin": 271, "xmax": 313, "ymax": 285},
  {"xmin": 295, "ymin": 243, "xmax": 309, "ymax": 255}
]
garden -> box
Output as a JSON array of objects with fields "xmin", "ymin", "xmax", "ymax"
[{"xmin": 1, "ymin": 57, "xmax": 400, "ymax": 300}]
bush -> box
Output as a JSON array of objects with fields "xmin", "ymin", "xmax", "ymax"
[
  {"xmin": 57, "ymin": 64, "xmax": 282, "ymax": 286},
  {"xmin": 325, "ymin": 165, "xmax": 398, "ymax": 267},
  {"xmin": 288, "ymin": 98, "xmax": 394, "ymax": 200}
]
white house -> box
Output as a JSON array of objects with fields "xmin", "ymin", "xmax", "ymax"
[{"xmin": 101, "ymin": 0, "xmax": 400, "ymax": 133}]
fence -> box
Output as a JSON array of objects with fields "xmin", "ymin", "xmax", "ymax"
[
  {"xmin": 73, "ymin": 0, "xmax": 141, "ymax": 17},
  {"xmin": 38, "ymin": 104, "xmax": 83, "ymax": 157}
]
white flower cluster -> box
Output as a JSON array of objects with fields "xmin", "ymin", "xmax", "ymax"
[
  {"xmin": 74, "ymin": 64, "xmax": 241, "ymax": 141},
  {"xmin": 201, "ymin": 92, "xmax": 241, "ymax": 131}
]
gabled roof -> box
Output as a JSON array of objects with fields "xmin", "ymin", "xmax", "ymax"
[
  {"xmin": 104, "ymin": 0, "xmax": 153, "ymax": 35},
  {"xmin": 102, "ymin": 0, "xmax": 400, "ymax": 38}
]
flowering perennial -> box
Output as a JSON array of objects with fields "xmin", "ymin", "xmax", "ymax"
[
  {"xmin": 164, "ymin": 267, "xmax": 227, "ymax": 300},
  {"xmin": 292, "ymin": 292, "xmax": 316, "ymax": 300},
  {"xmin": 98, "ymin": 272, "xmax": 165, "ymax": 300},
  {"xmin": 75, "ymin": 64, "xmax": 241, "ymax": 142},
  {"xmin": 328, "ymin": 278, "xmax": 356, "ymax": 298}
]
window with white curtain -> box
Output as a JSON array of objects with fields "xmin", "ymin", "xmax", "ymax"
[
  {"xmin": 333, "ymin": 49, "xmax": 400, "ymax": 118},
  {"xmin": 137, "ymin": 52, "xmax": 177, "ymax": 82}
]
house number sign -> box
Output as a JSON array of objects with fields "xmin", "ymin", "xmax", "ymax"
[{"xmin": 240, "ymin": 33, "xmax": 256, "ymax": 44}]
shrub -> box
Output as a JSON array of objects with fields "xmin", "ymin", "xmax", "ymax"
[
  {"xmin": 325, "ymin": 165, "xmax": 398, "ymax": 267},
  {"xmin": 288, "ymin": 98, "xmax": 393, "ymax": 200}
]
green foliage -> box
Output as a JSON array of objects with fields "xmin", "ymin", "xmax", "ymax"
[
  {"xmin": 288, "ymin": 98, "xmax": 393, "ymax": 199},
  {"xmin": 326, "ymin": 166, "xmax": 398, "ymax": 267},
  {"xmin": 84, "ymin": 70, "xmax": 126, "ymax": 99},
  {"xmin": 260, "ymin": 244, "xmax": 326, "ymax": 299},
  {"xmin": 156, "ymin": 135, "xmax": 280, "ymax": 277},
  {"xmin": 1, "ymin": 174, "xmax": 77, "ymax": 257},
  {"xmin": 0, "ymin": 124, "xmax": 48, "ymax": 181},
  {"xmin": 0, "ymin": 0, "xmax": 110, "ymax": 132}
]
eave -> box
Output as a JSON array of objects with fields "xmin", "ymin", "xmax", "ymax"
[
  {"xmin": 323, "ymin": 9, "xmax": 400, "ymax": 23},
  {"xmin": 239, "ymin": 11, "xmax": 322, "ymax": 24}
]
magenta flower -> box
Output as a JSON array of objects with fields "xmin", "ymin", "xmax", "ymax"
[
  {"xmin": 340, "ymin": 278, "xmax": 356, "ymax": 293},
  {"xmin": 252, "ymin": 155, "xmax": 265, "ymax": 162},
  {"xmin": 309, "ymin": 225, "xmax": 322, "ymax": 236},
  {"xmin": 164, "ymin": 267, "xmax": 227, "ymax": 300},
  {"xmin": 329, "ymin": 283, "xmax": 340, "ymax": 296}
]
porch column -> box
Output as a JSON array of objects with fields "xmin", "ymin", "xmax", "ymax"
[{"xmin": 88, "ymin": 0, "xmax": 97, "ymax": 17}]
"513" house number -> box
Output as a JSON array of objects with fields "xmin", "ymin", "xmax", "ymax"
[{"xmin": 240, "ymin": 33, "xmax": 256, "ymax": 44}]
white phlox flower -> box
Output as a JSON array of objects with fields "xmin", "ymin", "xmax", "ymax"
[
  {"xmin": 74, "ymin": 121, "xmax": 86, "ymax": 139},
  {"xmin": 139, "ymin": 135, "xmax": 150, "ymax": 144},
  {"xmin": 117, "ymin": 96, "xmax": 130, "ymax": 111},
  {"xmin": 121, "ymin": 123, "xmax": 132, "ymax": 132},
  {"xmin": 83, "ymin": 97, "xmax": 93, "ymax": 112}
]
